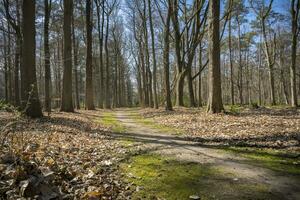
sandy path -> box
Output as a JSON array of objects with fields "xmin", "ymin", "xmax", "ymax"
[{"xmin": 112, "ymin": 109, "xmax": 300, "ymax": 200}]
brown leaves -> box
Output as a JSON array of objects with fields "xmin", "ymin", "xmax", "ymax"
[
  {"xmin": 140, "ymin": 107, "xmax": 300, "ymax": 149},
  {"xmin": 0, "ymin": 110, "xmax": 134, "ymax": 199}
]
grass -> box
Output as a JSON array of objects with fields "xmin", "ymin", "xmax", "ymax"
[
  {"xmin": 121, "ymin": 153, "xmax": 282, "ymax": 200},
  {"xmin": 94, "ymin": 112, "xmax": 126, "ymax": 133},
  {"xmin": 118, "ymin": 138, "xmax": 135, "ymax": 147},
  {"xmin": 128, "ymin": 111, "xmax": 183, "ymax": 135},
  {"xmin": 222, "ymin": 147, "xmax": 300, "ymax": 175}
]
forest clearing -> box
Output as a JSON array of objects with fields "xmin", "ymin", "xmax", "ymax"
[{"xmin": 1, "ymin": 0, "xmax": 300, "ymax": 199}]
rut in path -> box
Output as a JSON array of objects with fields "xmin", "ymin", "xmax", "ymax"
[{"xmin": 109, "ymin": 109, "xmax": 300, "ymax": 200}]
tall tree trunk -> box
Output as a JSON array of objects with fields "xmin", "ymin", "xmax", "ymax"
[
  {"xmin": 261, "ymin": 18, "xmax": 276, "ymax": 105},
  {"xmin": 172, "ymin": 0, "xmax": 185, "ymax": 107},
  {"xmin": 228, "ymin": 13, "xmax": 234, "ymax": 105},
  {"xmin": 104, "ymin": 13, "xmax": 111, "ymax": 109},
  {"xmin": 2, "ymin": 26, "xmax": 8, "ymax": 103},
  {"xmin": 207, "ymin": 0, "xmax": 224, "ymax": 113},
  {"xmin": 14, "ymin": 0, "xmax": 21, "ymax": 107},
  {"xmin": 7, "ymin": 24, "xmax": 12, "ymax": 103},
  {"xmin": 61, "ymin": 0, "xmax": 74, "ymax": 112},
  {"xmin": 21, "ymin": 0, "xmax": 43, "ymax": 117},
  {"xmin": 237, "ymin": 20, "xmax": 243, "ymax": 105},
  {"xmin": 164, "ymin": 1, "xmax": 172, "ymax": 111},
  {"xmin": 95, "ymin": 0, "xmax": 104, "ymax": 108},
  {"xmin": 44, "ymin": 0, "xmax": 51, "ymax": 113},
  {"xmin": 258, "ymin": 38, "xmax": 262, "ymax": 106},
  {"xmin": 290, "ymin": 0, "xmax": 299, "ymax": 107},
  {"xmin": 14, "ymin": 37, "xmax": 20, "ymax": 107},
  {"xmin": 85, "ymin": 0, "xmax": 95, "ymax": 110},
  {"xmin": 198, "ymin": 45, "xmax": 203, "ymax": 107},
  {"xmin": 3, "ymin": 0, "xmax": 21, "ymax": 106},
  {"xmin": 148, "ymin": 0, "xmax": 158, "ymax": 109},
  {"xmin": 72, "ymin": 5, "xmax": 80, "ymax": 109}
]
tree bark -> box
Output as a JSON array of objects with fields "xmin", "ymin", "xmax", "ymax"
[
  {"xmin": 72, "ymin": 4, "xmax": 80, "ymax": 109},
  {"xmin": 260, "ymin": 1, "xmax": 276, "ymax": 105},
  {"xmin": 164, "ymin": 0, "xmax": 173, "ymax": 111},
  {"xmin": 171, "ymin": 0, "xmax": 184, "ymax": 107},
  {"xmin": 21, "ymin": 0, "xmax": 43, "ymax": 117},
  {"xmin": 290, "ymin": 0, "xmax": 299, "ymax": 107},
  {"xmin": 148, "ymin": 0, "xmax": 158, "ymax": 109},
  {"xmin": 44, "ymin": 0, "xmax": 51, "ymax": 113},
  {"xmin": 61, "ymin": 0, "xmax": 74, "ymax": 112},
  {"xmin": 198, "ymin": 45, "xmax": 203, "ymax": 107},
  {"xmin": 85, "ymin": 0, "xmax": 95, "ymax": 110},
  {"xmin": 228, "ymin": 12, "xmax": 234, "ymax": 105},
  {"xmin": 237, "ymin": 19, "xmax": 243, "ymax": 105},
  {"xmin": 7, "ymin": 24, "xmax": 12, "ymax": 103},
  {"xmin": 207, "ymin": 0, "xmax": 224, "ymax": 113},
  {"xmin": 95, "ymin": 0, "xmax": 104, "ymax": 108},
  {"xmin": 143, "ymin": 0, "xmax": 153, "ymax": 108},
  {"xmin": 14, "ymin": 0, "xmax": 21, "ymax": 107},
  {"xmin": 104, "ymin": 13, "xmax": 111, "ymax": 109},
  {"xmin": 2, "ymin": 25, "xmax": 8, "ymax": 103}
]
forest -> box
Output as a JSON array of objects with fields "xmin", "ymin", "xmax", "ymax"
[{"xmin": 0, "ymin": 0, "xmax": 300, "ymax": 199}]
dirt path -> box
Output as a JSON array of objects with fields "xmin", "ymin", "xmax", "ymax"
[{"xmin": 112, "ymin": 109, "xmax": 300, "ymax": 200}]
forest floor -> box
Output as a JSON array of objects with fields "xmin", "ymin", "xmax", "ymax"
[{"xmin": 0, "ymin": 106, "xmax": 300, "ymax": 199}]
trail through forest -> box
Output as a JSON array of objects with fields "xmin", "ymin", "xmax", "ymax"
[{"xmin": 112, "ymin": 109, "xmax": 300, "ymax": 200}]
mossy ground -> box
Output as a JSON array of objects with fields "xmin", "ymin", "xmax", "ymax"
[
  {"xmin": 222, "ymin": 147, "xmax": 300, "ymax": 175},
  {"xmin": 128, "ymin": 111, "xmax": 183, "ymax": 135},
  {"xmin": 121, "ymin": 153, "xmax": 283, "ymax": 200},
  {"xmin": 94, "ymin": 111, "xmax": 126, "ymax": 133}
]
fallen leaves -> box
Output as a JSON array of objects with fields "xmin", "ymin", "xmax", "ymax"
[
  {"xmin": 0, "ymin": 110, "xmax": 136, "ymax": 199},
  {"xmin": 140, "ymin": 107, "xmax": 300, "ymax": 150}
]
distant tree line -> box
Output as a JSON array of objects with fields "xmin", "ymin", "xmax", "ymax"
[{"xmin": 0, "ymin": 0, "xmax": 299, "ymax": 117}]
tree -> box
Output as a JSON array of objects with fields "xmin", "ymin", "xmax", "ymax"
[
  {"xmin": 250, "ymin": 0, "xmax": 276, "ymax": 105},
  {"xmin": 95, "ymin": 0, "xmax": 105, "ymax": 108},
  {"xmin": 85, "ymin": 0, "xmax": 95, "ymax": 110},
  {"xmin": 207, "ymin": 0, "xmax": 224, "ymax": 113},
  {"xmin": 44, "ymin": 0, "xmax": 52, "ymax": 113},
  {"xmin": 61, "ymin": 0, "xmax": 74, "ymax": 112},
  {"xmin": 148, "ymin": 0, "xmax": 158, "ymax": 109},
  {"xmin": 72, "ymin": 1, "xmax": 80, "ymax": 109},
  {"xmin": 3, "ymin": 0, "xmax": 21, "ymax": 107},
  {"xmin": 2, "ymin": 22, "xmax": 8, "ymax": 103},
  {"xmin": 228, "ymin": 6, "xmax": 235, "ymax": 105},
  {"xmin": 290, "ymin": 0, "xmax": 300, "ymax": 107},
  {"xmin": 164, "ymin": 0, "xmax": 173, "ymax": 111},
  {"xmin": 21, "ymin": 0, "xmax": 43, "ymax": 117}
]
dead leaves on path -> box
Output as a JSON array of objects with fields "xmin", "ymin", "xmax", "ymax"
[
  {"xmin": 140, "ymin": 107, "xmax": 300, "ymax": 149},
  {"xmin": 0, "ymin": 111, "xmax": 134, "ymax": 199}
]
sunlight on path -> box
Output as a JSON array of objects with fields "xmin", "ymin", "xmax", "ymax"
[{"xmin": 111, "ymin": 109, "xmax": 300, "ymax": 200}]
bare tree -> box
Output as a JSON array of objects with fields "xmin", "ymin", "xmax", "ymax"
[
  {"xmin": 61, "ymin": 0, "xmax": 74, "ymax": 112},
  {"xmin": 44, "ymin": 0, "xmax": 52, "ymax": 113},
  {"xmin": 85, "ymin": 0, "xmax": 95, "ymax": 110},
  {"xmin": 148, "ymin": 0, "xmax": 158, "ymax": 109},
  {"xmin": 207, "ymin": 0, "xmax": 224, "ymax": 113},
  {"xmin": 290, "ymin": 0, "xmax": 300, "ymax": 107},
  {"xmin": 21, "ymin": 0, "xmax": 43, "ymax": 117}
]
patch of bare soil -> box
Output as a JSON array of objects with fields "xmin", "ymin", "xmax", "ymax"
[
  {"xmin": 140, "ymin": 107, "xmax": 300, "ymax": 150},
  {"xmin": 0, "ymin": 110, "xmax": 135, "ymax": 200}
]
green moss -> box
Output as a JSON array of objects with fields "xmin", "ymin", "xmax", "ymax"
[
  {"xmin": 121, "ymin": 153, "xmax": 282, "ymax": 200},
  {"xmin": 94, "ymin": 112, "xmax": 126, "ymax": 133},
  {"xmin": 129, "ymin": 112, "xmax": 183, "ymax": 135},
  {"xmin": 223, "ymin": 147, "xmax": 300, "ymax": 175},
  {"xmin": 119, "ymin": 139, "xmax": 134, "ymax": 147},
  {"xmin": 226, "ymin": 105, "xmax": 243, "ymax": 114}
]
